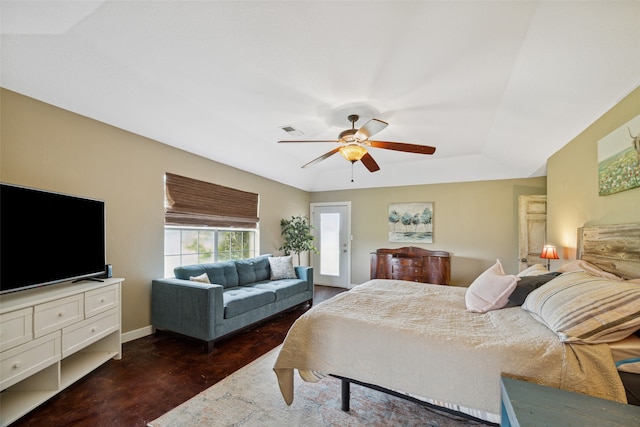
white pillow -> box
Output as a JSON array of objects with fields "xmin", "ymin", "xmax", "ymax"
[
  {"xmin": 557, "ymin": 259, "xmax": 624, "ymax": 281},
  {"xmin": 517, "ymin": 263, "xmax": 548, "ymax": 277},
  {"xmin": 189, "ymin": 272, "xmax": 210, "ymax": 283},
  {"xmin": 268, "ymin": 256, "xmax": 297, "ymax": 280},
  {"xmin": 465, "ymin": 260, "xmax": 519, "ymax": 313}
]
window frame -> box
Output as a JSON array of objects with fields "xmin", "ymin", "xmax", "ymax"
[{"xmin": 163, "ymin": 225, "xmax": 259, "ymax": 278}]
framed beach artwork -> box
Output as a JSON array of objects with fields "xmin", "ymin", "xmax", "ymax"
[
  {"xmin": 597, "ymin": 114, "xmax": 640, "ymax": 196},
  {"xmin": 388, "ymin": 202, "xmax": 433, "ymax": 243}
]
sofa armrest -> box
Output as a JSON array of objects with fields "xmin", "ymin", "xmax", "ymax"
[
  {"xmin": 151, "ymin": 278, "xmax": 224, "ymax": 341},
  {"xmin": 295, "ymin": 266, "xmax": 314, "ymax": 293}
]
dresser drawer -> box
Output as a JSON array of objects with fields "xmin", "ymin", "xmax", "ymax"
[
  {"xmin": 34, "ymin": 295, "xmax": 84, "ymax": 338},
  {"xmin": 0, "ymin": 332, "xmax": 61, "ymax": 391},
  {"xmin": 0, "ymin": 307, "xmax": 33, "ymax": 352},
  {"xmin": 85, "ymin": 284, "xmax": 119, "ymax": 318},
  {"xmin": 392, "ymin": 265, "xmax": 422, "ymax": 276},
  {"xmin": 392, "ymin": 275, "xmax": 423, "ymax": 282},
  {"xmin": 392, "ymin": 257, "xmax": 423, "ymax": 267},
  {"xmin": 62, "ymin": 309, "xmax": 119, "ymax": 358}
]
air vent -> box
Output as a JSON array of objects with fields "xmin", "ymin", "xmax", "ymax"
[{"xmin": 280, "ymin": 125, "xmax": 303, "ymax": 137}]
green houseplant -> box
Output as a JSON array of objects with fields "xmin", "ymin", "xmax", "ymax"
[{"xmin": 279, "ymin": 215, "xmax": 317, "ymax": 265}]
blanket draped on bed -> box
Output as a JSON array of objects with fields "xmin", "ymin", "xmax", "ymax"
[{"xmin": 273, "ymin": 280, "xmax": 626, "ymax": 418}]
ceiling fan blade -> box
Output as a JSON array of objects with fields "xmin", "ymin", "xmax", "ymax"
[
  {"xmin": 301, "ymin": 147, "xmax": 341, "ymax": 168},
  {"xmin": 354, "ymin": 118, "xmax": 388, "ymax": 141},
  {"xmin": 278, "ymin": 140, "xmax": 340, "ymax": 143},
  {"xmin": 360, "ymin": 152, "xmax": 381, "ymax": 172},
  {"xmin": 368, "ymin": 140, "xmax": 436, "ymax": 155}
]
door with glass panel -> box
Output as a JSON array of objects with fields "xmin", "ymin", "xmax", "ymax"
[{"xmin": 310, "ymin": 202, "xmax": 351, "ymax": 288}]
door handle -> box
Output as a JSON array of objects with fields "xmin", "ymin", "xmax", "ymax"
[{"xmin": 521, "ymin": 258, "xmax": 528, "ymax": 262}]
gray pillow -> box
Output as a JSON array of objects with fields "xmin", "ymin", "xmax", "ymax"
[{"xmin": 506, "ymin": 272, "xmax": 560, "ymax": 306}]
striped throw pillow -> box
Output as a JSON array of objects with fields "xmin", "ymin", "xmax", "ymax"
[{"xmin": 522, "ymin": 271, "xmax": 640, "ymax": 344}]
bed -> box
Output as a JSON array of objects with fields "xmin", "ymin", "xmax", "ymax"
[{"xmin": 273, "ymin": 223, "xmax": 640, "ymax": 424}]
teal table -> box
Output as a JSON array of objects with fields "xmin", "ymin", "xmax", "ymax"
[{"xmin": 501, "ymin": 376, "xmax": 640, "ymax": 426}]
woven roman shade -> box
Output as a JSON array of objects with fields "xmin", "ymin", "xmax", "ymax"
[{"xmin": 165, "ymin": 173, "xmax": 259, "ymax": 228}]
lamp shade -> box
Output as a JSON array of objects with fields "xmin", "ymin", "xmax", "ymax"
[{"xmin": 540, "ymin": 245, "xmax": 559, "ymax": 260}]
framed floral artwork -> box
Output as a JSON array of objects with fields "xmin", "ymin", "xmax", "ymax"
[{"xmin": 597, "ymin": 114, "xmax": 640, "ymax": 196}]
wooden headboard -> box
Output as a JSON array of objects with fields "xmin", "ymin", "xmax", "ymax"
[{"xmin": 577, "ymin": 223, "xmax": 640, "ymax": 279}]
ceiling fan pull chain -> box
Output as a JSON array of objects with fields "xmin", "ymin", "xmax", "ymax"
[{"xmin": 351, "ymin": 161, "xmax": 355, "ymax": 182}]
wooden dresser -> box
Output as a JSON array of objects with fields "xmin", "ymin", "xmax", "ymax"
[{"xmin": 370, "ymin": 247, "xmax": 451, "ymax": 285}]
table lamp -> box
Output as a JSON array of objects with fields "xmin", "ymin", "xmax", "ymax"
[{"xmin": 540, "ymin": 245, "xmax": 559, "ymax": 270}]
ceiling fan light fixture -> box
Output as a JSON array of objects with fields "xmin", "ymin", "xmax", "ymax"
[
  {"xmin": 278, "ymin": 113, "xmax": 435, "ymax": 174},
  {"xmin": 340, "ymin": 144, "xmax": 367, "ymax": 162}
]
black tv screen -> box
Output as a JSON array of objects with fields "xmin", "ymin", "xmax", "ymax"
[{"xmin": 0, "ymin": 183, "xmax": 106, "ymax": 294}]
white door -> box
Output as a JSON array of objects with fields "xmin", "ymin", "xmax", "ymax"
[
  {"xmin": 518, "ymin": 195, "xmax": 547, "ymax": 272},
  {"xmin": 310, "ymin": 202, "xmax": 351, "ymax": 288}
]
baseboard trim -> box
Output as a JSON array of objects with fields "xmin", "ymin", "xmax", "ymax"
[
  {"xmin": 316, "ymin": 283, "xmax": 354, "ymax": 289},
  {"xmin": 122, "ymin": 325, "xmax": 154, "ymax": 343}
]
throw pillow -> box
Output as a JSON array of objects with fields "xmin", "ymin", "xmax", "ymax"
[
  {"xmin": 505, "ymin": 272, "xmax": 560, "ymax": 306},
  {"xmin": 189, "ymin": 272, "xmax": 211, "ymax": 283},
  {"xmin": 522, "ymin": 271, "xmax": 640, "ymax": 343},
  {"xmin": 269, "ymin": 256, "xmax": 297, "ymax": 280},
  {"xmin": 465, "ymin": 259, "xmax": 519, "ymax": 313},
  {"xmin": 556, "ymin": 259, "xmax": 624, "ymax": 281}
]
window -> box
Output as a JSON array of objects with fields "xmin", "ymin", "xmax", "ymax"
[
  {"xmin": 164, "ymin": 227, "xmax": 256, "ymax": 277},
  {"xmin": 163, "ymin": 173, "xmax": 260, "ymax": 276}
]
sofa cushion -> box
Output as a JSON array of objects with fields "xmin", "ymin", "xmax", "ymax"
[
  {"xmin": 249, "ymin": 279, "xmax": 308, "ymax": 301},
  {"xmin": 236, "ymin": 255, "xmax": 271, "ymax": 285},
  {"xmin": 174, "ymin": 262, "xmax": 239, "ymax": 288},
  {"xmin": 174, "ymin": 264, "xmax": 207, "ymax": 281},
  {"xmin": 204, "ymin": 261, "xmax": 239, "ymax": 288},
  {"xmin": 223, "ymin": 286, "xmax": 275, "ymax": 318}
]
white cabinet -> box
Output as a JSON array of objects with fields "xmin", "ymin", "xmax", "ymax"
[{"xmin": 0, "ymin": 279, "xmax": 122, "ymax": 426}]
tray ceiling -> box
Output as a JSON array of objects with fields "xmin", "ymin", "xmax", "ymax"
[{"xmin": 2, "ymin": 1, "xmax": 639, "ymax": 191}]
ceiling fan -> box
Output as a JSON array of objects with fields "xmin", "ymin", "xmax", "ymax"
[{"xmin": 278, "ymin": 115, "xmax": 436, "ymax": 174}]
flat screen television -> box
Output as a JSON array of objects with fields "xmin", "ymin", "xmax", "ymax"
[{"xmin": 0, "ymin": 183, "xmax": 106, "ymax": 294}]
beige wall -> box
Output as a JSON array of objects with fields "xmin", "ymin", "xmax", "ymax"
[
  {"xmin": 546, "ymin": 86, "xmax": 640, "ymax": 269},
  {"xmin": 0, "ymin": 89, "xmax": 310, "ymax": 334},
  {"xmin": 311, "ymin": 177, "xmax": 547, "ymax": 286},
  {"xmin": 3, "ymin": 85, "xmax": 636, "ymax": 335}
]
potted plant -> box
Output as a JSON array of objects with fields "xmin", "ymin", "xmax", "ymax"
[{"xmin": 279, "ymin": 215, "xmax": 317, "ymax": 265}]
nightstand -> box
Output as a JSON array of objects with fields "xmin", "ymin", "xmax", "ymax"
[{"xmin": 501, "ymin": 376, "xmax": 640, "ymax": 426}]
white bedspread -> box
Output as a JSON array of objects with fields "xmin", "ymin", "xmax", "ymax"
[{"xmin": 273, "ymin": 279, "xmax": 626, "ymax": 418}]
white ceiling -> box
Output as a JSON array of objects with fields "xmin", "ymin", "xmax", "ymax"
[{"xmin": 2, "ymin": 1, "xmax": 639, "ymax": 192}]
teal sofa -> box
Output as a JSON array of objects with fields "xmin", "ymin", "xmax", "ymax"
[{"xmin": 151, "ymin": 254, "xmax": 313, "ymax": 353}]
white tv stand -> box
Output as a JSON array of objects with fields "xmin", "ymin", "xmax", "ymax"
[{"xmin": 0, "ymin": 278, "xmax": 123, "ymax": 426}]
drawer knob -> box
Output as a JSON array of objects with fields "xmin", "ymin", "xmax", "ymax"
[
  {"xmin": 91, "ymin": 327, "xmax": 97, "ymax": 333},
  {"xmin": 12, "ymin": 360, "xmax": 22, "ymax": 369},
  {"xmin": 100, "ymin": 298, "xmax": 106, "ymax": 303},
  {"xmin": 58, "ymin": 311, "xmax": 66, "ymax": 317}
]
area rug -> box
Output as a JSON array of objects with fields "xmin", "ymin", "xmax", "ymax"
[{"xmin": 148, "ymin": 346, "xmax": 492, "ymax": 427}]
